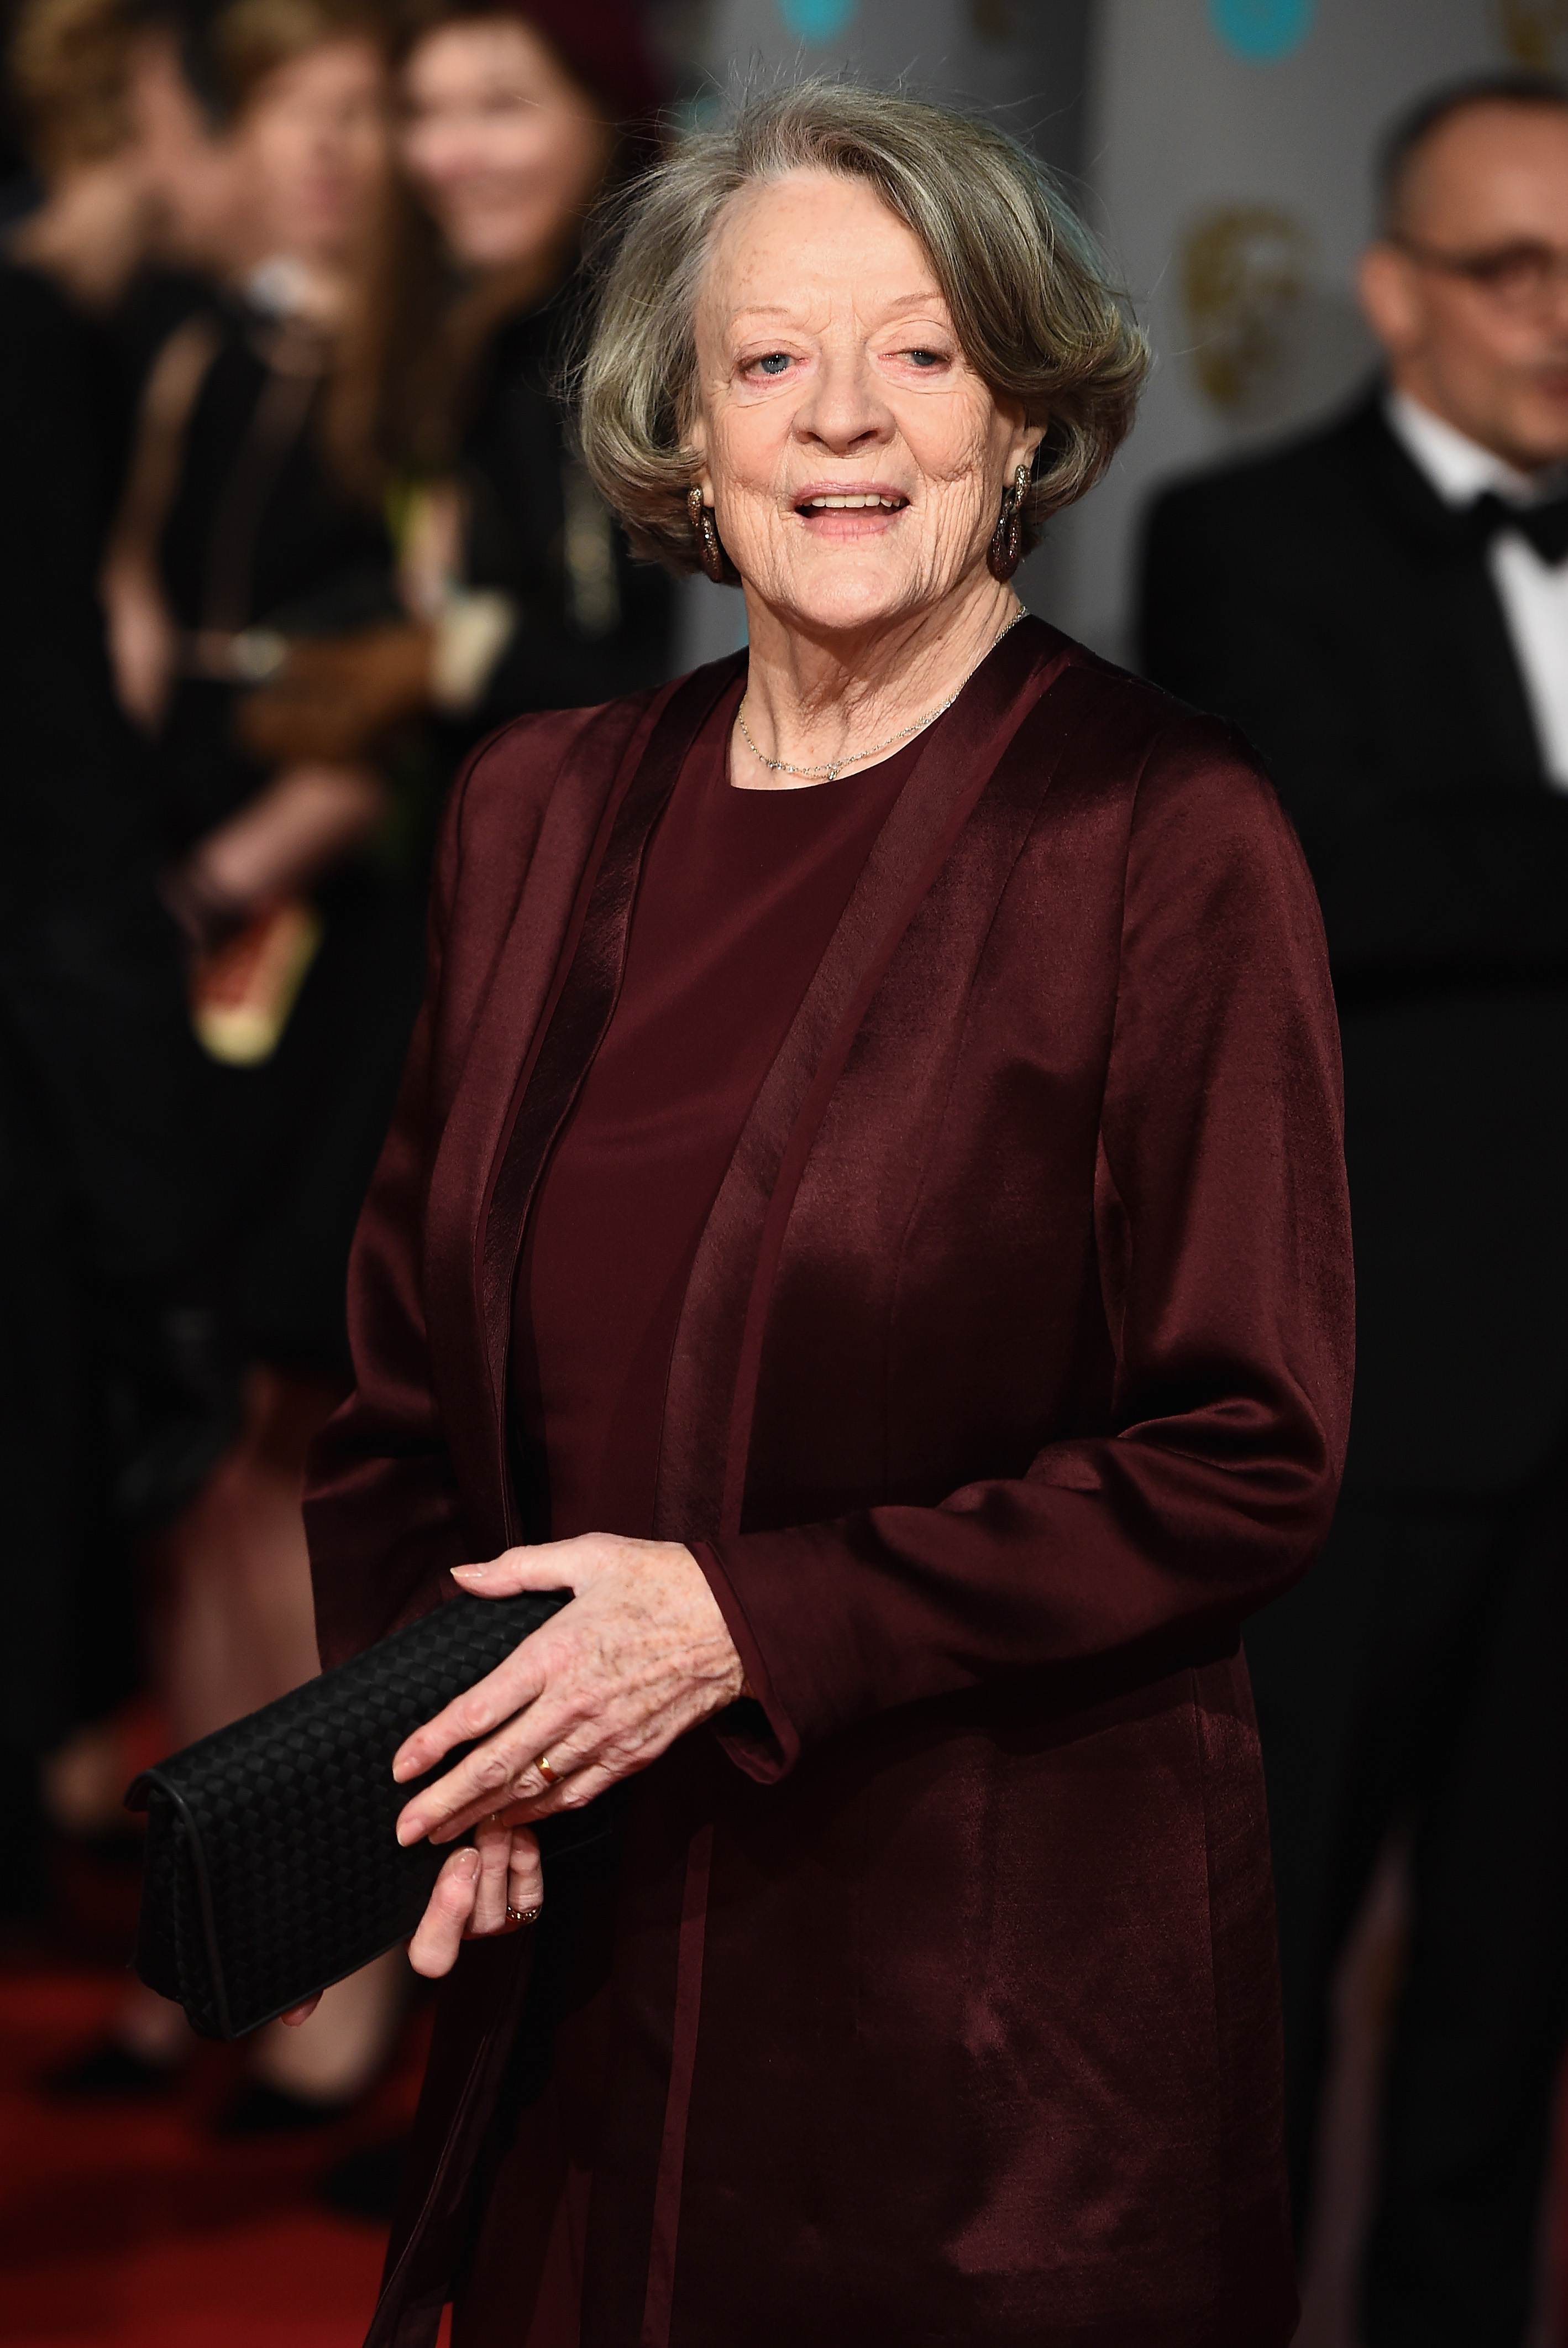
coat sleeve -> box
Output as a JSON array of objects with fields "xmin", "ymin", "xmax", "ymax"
[
  {"xmin": 304, "ymin": 777, "xmax": 473, "ymax": 1670},
  {"xmin": 695, "ymin": 728, "xmax": 1355, "ymax": 1781},
  {"xmin": 1139, "ymin": 480, "xmax": 1568, "ymax": 977}
]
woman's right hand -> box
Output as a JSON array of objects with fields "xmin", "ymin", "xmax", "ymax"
[{"xmin": 406, "ymin": 1809, "xmax": 543, "ymax": 1979}]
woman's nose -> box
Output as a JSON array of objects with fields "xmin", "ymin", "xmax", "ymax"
[{"xmin": 793, "ymin": 349, "xmax": 893, "ymax": 454}]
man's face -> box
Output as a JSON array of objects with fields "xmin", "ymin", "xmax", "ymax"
[{"xmin": 1359, "ymin": 102, "xmax": 1568, "ymax": 473}]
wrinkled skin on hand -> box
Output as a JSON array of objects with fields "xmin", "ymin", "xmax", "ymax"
[{"xmin": 374, "ymin": 1534, "xmax": 746, "ymax": 1979}]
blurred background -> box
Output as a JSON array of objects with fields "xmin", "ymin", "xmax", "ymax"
[{"xmin": 0, "ymin": 1, "xmax": 1562, "ymax": 2343}]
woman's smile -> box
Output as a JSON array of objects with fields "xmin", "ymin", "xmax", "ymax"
[{"xmin": 792, "ymin": 480, "xmax": 911, "ymax": 537}]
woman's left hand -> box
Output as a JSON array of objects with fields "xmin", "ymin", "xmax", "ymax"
[{"xmin": 390, "ymin": 1536, "xmax": 747, "ymax": 1853}]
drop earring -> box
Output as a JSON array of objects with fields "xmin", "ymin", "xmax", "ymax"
[
  {"xmin": 987, "ymin": 462, "xmax": 1032, "ymax": 583},
  {"xmin": 687, "ymin": 485, "xmax": 727, "ymax": 584}
]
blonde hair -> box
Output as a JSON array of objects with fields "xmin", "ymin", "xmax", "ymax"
[
  {"xmin": 571, "ymin": 79, "xmax": 1148, "ymax": 573},
  {"xmin": 10, "ymin": 0, "xmax": 134, "ymax": 173}
]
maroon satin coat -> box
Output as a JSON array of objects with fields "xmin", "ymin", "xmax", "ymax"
[{"xmin": 305, "ymin": 620, "xmax": 1354, "ymax": 2348}]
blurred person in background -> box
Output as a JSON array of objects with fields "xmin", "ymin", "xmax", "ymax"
[
  {"xmin": 1140, "ymin": 73, "xmax": 1568, "ymax": 2348},
  {"xmin": 73, "ymin": 0, "xmax": 423, "ymax": 2124},
  {"xmin": 234, "ymin": 0, "xmax": 673, "ymax": 777},
  {"xmin": 0, "ymin": 0, "xmax": 233, "ymax": 1926}
]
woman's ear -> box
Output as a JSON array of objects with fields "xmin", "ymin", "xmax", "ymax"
[
  {"xmin": 1009, "ymin": 416, "xmax": 1048, "ymax": 478},
  {"xmin": 684, "ymin": 414, "xmax": 715, "ymax": 510}
]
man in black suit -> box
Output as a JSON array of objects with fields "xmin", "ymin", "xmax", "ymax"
[{"xmin": 1140, "ymin": 73, "xmax": 1568, "ymax": 2348}]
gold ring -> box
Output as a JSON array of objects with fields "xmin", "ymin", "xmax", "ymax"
[
  {"xmin": 506, "ymin": 1904, "xmax": 543, "ymax": 1926},
  {"xmin": 536, "ymin": 1752, "xmax": 560, "ymax": 1788}
]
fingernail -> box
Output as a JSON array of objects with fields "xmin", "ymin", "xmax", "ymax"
[
  {"xmin": 454, "ymin": 1847, "xmax": 480, "ymax": 1876},
  {"xmin": 453, "ymin": 1562, "xmax": 486, "ymax": 1580},
  {"xmin": 396, "ymin": 1816, "xmax": 421, "ymax": 1847}
]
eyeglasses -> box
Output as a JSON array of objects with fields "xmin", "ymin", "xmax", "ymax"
[{"xmin": 1391, "ymin": 235, "xmax": 1568, "ymax": 314}]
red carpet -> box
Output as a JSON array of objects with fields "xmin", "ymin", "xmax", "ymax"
[
  {"xmin": 1, "ymin": 1865, "xmax": 1562, "ymax": 2344},
  {"xmin": 0, "ymin": 1958, "xmax": 433, "ymax": 2348}
]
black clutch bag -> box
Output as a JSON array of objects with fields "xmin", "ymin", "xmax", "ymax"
[{"xmin": 125, "ymin": 1589, "xmax": 578, "ymax": 2040}]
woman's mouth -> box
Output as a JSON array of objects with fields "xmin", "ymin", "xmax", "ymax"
[
  {"xmin": 798, "ymin": 493, "xmax": 905, "ymax": 509},
  {"xmin": 794, "ymin": 490, "xmax": 910, "ymax": 535}
]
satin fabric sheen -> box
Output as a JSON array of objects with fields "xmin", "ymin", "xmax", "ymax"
[{"xmin": 305, "ymin": 620, "xmax": 1354, "ymax": 2347}]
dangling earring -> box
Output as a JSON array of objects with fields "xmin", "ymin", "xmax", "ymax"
[
  {"xmin": 987, "ymin": 462, "xmax": 1032, "ymax": 583},
  {"xmin": 688, "ymin": 485, "xmax": 727, "ymax": 584}
]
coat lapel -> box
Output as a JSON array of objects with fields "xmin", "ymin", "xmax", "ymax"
[
  {"xmin": 421, "ymin": 694, "xmax": 660, "ymax": 1553},
  {"xmin": 651, "ymin": 617, "xmax": 1074, "ymax": 1544},
  {"xmin": 460, "ymin": 657, "xmax": 743, "ymax": 1544}
]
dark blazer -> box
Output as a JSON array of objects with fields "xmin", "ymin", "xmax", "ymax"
[
  {"xmin": 305, "ymin": 620, "xmax": 1352, "ymax": 2348},
  {"xmin": 1141, "ymin": 391, "xmax": 1568, "ymax": 1497}
]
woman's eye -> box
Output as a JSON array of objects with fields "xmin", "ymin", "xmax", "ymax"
[
  {"xmin": 749, "ymin": 353, "xmax": 793, "ymax": 378},
  {"xmin": 901, "ymin": 348, "xmax": 947, "ymax": 369}
]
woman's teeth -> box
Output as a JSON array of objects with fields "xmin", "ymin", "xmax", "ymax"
[{"xmin": 801, "ymin": 494, "xmax": 905, "ymax": 509}]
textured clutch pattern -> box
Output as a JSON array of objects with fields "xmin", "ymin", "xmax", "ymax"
[{"xmin": 126, "ymin": 1590, "xmax": 569, "ymax": 2040}]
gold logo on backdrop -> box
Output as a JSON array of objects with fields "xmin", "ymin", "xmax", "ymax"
[
  {"xmin": 1181, "ymin": 205, "xmax": 1314, "ymax": 411},
  {"xmin": 1499, "ymin": 0, "xmax": 1568, "ymax": 65}
]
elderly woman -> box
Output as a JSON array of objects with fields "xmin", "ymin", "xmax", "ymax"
[{"xmin": 305, "ymin": 81, "xmax": 1352, "ymax": 2348}]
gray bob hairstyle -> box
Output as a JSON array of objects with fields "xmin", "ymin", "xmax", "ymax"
[{"xmin": 570, "ymin": 79, "xmax": 1149, "ymax": 574}]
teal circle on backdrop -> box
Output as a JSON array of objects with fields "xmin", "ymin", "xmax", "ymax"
[
  {"xmin": 1209, "ymin": 0, "xmax": 1315, "ymax": 61},
  {"xmin": 778, "ymin": 0, "xmax": 857, "ymax": 40}
]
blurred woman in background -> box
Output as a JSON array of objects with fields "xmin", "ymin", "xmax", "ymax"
[
  {"xmin": 91, "ymin": 0, "xmax": 422, "ymax": 2121},
  {"xmin": 240, "ymin": 0, "xmax": 673, "ymax": 767},
  {"xmin": 392, "ymin": 0, "xmax": 673, "ymax": 732}
]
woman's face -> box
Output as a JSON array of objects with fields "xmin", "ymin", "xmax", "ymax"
[
  {"xmin": 689, "ymin": 170, "xmax": 1042, "ymax": 636},
  {"xmin": 398, "ymin": 18, "xmax": 610, "ymax": 274},
  {"xmin": 238, "ymin": 35, "xmax": 390, "ymax": 269}
]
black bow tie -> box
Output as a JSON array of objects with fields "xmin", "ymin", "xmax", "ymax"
[{"xmin": 1469, "ymin": 489, "xmax": 1568, "ymax": 565}]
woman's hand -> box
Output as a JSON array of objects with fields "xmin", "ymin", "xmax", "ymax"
[
  {"xmin": 279, "ymin": 1812, "xmax": 542, "ymax": 2006},
  {"xmin": 402, "ymin": 1811, "xmax": 544, "ymax": 1978},
  {"xmin": 391, "ymin": 1536, "xmax": 747, "ymax": 1859}
]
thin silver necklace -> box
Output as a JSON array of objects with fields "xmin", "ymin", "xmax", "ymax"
[{"xmin": 736, "ymin": 603, "xmax": 1027, "ymax": 785}]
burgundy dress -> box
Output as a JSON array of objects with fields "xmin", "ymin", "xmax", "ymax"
[{"xmin": 461, "ymin": 691, "xmax": 920, "ymax": 2340}]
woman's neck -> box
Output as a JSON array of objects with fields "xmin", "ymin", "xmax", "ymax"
[{"xmin": 733, "ymin": 573, "xmax": 1024, "ymax": 791}]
